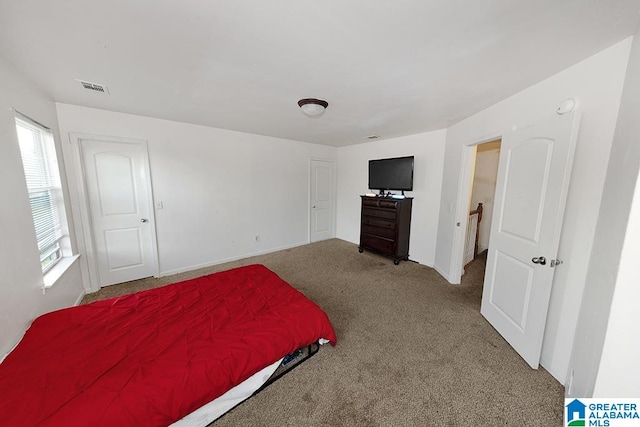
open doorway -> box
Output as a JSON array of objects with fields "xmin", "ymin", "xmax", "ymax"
[
  {"xmin": 462, "ymin": 139, "xmax": 501, "ymax": 275},
  {"xmin": 454, "ymin": 112, "xmax": 580, "ymax": 369}
]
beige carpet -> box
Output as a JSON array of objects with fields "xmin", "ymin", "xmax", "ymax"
[{"xmin": 82, "ymin": 239, "xmax": 564, "ymax": 425}]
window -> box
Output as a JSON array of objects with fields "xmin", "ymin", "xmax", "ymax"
[{"xmin": 15, "ymin": 113, "xmax": 66, "ymax": 273}]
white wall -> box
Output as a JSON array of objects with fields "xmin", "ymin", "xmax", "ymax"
[
  {"xmin": 470, "ymin": 140, "xmax": 500, "ymax": 252},
  {"xmin": 0, "ymin": 57, "xmax": 84, "ymax": 357},
  {"xmin": 56, "ymin": 104, "xmax": 336, "ymax": 283},
  {"xmin": 593, "ymin": 176, "xmax": 640, "ymax": 397},
  {"xmin": 568, "ymin": 27, "xmax": 640, "ymax": 398},
  {"xmin": 336, "ymin": 130, "xmax": 446, "ymax": 266},
  {"xmin": 433, "ymin": 38, "xmax": 632, "ymax": 383}
]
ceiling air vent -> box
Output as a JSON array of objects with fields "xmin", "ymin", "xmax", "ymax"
[{"xmin": 77, "ymin": 79, "xmax": 109, "ymax": 94}]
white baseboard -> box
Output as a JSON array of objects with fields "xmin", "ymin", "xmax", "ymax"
[
  {"xmin": 74, "ymin": 290, "xmax": 86, "ymax": 306},
  {"xmin": 158, "ymin": 241, "xmax": 309, "ymax": 277},
  {"xmin": 434, "ymin": 264, "xmax": 457, "ymax": 284},
  {"xmin": 540, "ymin": 353, "xmax": 565, "ymax": 385}
]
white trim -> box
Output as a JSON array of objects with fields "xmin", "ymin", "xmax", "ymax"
[
  {"xmin": 158, "ymin": 241, "xmax": 309, "ymax": 277},
  {"xmin": 449, "ymin": 145, "xmax": 477, "ymax": 285},
  {"xmin": 74, "ymin": 289, "xmax": 86, "ymax": 306},
  {"xmin": 433, "ymin": 263, "xmax": 455, "ymax": 283},
  {"xmin": 12, "ymin": 109, "xmax": 51, "ymax": 131},
  {"xmin": 42, "ymin": 254, "xmax": 80, "ymax": 290},
  {"xmin": 66, "ymin": 133, "xmax": 160, "ymax": 292},
  {"xmin": 449, "ymin": 133, "xmax": 504, "ymax": 284}
]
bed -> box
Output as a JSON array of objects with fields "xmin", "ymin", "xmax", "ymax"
[{"xmin": 0, "ymin": 264, "xmax": 337, "ymax": 426}]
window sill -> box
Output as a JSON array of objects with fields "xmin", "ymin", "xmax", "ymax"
[{"xmin": 43, "ymin": 254, "xmax": 80, "ymax": 291}]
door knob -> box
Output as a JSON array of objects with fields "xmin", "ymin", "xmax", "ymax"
[
  {"xmin": 140, "ymin": 218, "xmax": 148, "ymax": 223},
  {"xmin": 532, "ymin": 256, "xmax": 546, "ymax": 265}
]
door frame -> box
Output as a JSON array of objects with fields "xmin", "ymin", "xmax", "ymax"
[
  {"xmin": 308, "ymin": 158, "xmax": 337, "ymax": 243},
  {"xmin": 451, "ymin": 122, "xmax": 558, "ymax": 283},
  {"xmin": 450, "ymin": 132, "xmax": 504, "ymax": 284},
  {"xmin": 65, "ymin": 133, "xmax": 160, "ymax": 293}
]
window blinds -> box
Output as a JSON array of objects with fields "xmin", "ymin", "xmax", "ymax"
[{"xmin": 15, "ymin": 116, "xmax": 64, "ymax": 272}]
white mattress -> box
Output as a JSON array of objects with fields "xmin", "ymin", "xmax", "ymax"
[
  {"xmin": 170, "ymin": 339, "xmax": 330, "ymax": 426},
  {"xmin": 170, "ymin": 357, "xmax": 283, "ymax": 426}
]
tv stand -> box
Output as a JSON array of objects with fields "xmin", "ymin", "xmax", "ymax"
[{"xmin": 358, "ymin": 196, "xmax": 412, "ymax": 264}]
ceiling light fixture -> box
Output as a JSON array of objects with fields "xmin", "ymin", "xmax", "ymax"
[{"xmin": 298, "ymin": 98, "xmax": 328, "ymax": 117}]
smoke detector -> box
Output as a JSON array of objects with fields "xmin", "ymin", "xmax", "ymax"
[{"xmin": 76, "ymin": 79, "xmax": 109, "ymax": 95}]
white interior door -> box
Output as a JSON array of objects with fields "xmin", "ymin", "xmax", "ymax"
[
  {"xmin": 80, "ymin": 138, "xmax": 156, "ymax": 287},
  {"xmin": 481, "ymin": 112, "xmax": 579, "ymax": 368},
  {"xmin": 310, "ymin": 159, "xmax": 335, "ymax": 242}
]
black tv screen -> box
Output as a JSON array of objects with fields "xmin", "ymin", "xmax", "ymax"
[{"xmin": 368, "ymin": 156, "xmax": 414, "ymax": 191}]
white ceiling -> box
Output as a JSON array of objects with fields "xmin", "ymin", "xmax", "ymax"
[{"xmin": 1, "ymin": 1, "xmax": 639, "ymax": 147}]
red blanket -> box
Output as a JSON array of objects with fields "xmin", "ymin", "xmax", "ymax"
[{"xmin": 0, "ymin": 264, "xmax": 336, "ymax": 426}]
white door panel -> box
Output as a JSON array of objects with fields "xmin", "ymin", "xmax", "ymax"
[
  {"xmin": 104, "ymin": 228, "xmax": 144, "ymax": 270},
  {"xmin": 80, "ymin": 138, "xmax": 156, "ymax": 286},
  {"xmin": 500, "ymin": 139, "xmax": 553, "ymax": 242},
  {"xmin": 94, "ymin": 153, "xmax": 138, "ymax": 215},
  {"xmin": 489, "ymin": 250, "xmax": 534, "ymax": 331},
  {"xmin": 314, "ymin": 209, "xmax": 331, "ymax": 233},
  {"xmin": 481, "ymin": 112, "xmax": 579, "ymax": 368},
  {"xmin": 310, "ymin": 159, "xmax": 335, "ymax": 242}
]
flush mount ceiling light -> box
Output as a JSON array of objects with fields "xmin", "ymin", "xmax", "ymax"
[{"xmin": 298, "ymin": 98, "xmax": 328, "ymax": 117}]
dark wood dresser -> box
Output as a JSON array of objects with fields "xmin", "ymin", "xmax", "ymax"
[{"xmin": 359, "ymin": 196, "xmax": 413, "ymax": 264}]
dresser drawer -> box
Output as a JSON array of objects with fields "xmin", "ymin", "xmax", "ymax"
[
  {"xmin": 362, "ymin": 217, "xmax": 396, "ymax": 229},
  {"xmin": 359, "ymin": 195, "xmax": 412, "ymax": 264},
  {"xmin": 362, "ymin": 207, "xmax": 397, "ymax": 220},
  {"xmin": 360, "ymin": 234, "xmax": 395, "ymax": 253},
  {"xmin": 362, "ymin": 198, "xmax": 398, "ymax": 210},
  {"xmin": 361, "ymin": 224, "xmax": 396, "ymax": 239},
  {"xmin": 377, "ymin": 200, "xmax": 398, "ymax": 209}
]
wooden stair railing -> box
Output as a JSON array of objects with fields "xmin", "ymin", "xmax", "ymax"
[{"xmin": 464, "ymin": 202, "xmax": 483, "ymax": 268}]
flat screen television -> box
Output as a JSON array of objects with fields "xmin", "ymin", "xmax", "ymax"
[{"xmin": 368, "ymin": 156, "xmax": 414, "ymax": 193}]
